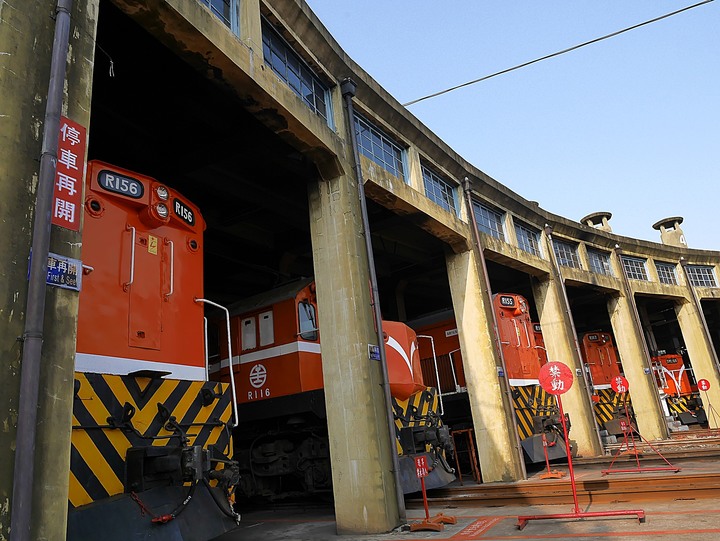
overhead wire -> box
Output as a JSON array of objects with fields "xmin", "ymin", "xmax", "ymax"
[{"xmin": 402, "ymin": 0, "xmax": 714, "ymax": 107}]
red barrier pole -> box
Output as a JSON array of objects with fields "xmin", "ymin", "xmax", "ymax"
[
  {"xmin": 556, "ymin": 396, "xmax": 579, "ymax": 515},
  {"xmin": 421, "ymin": 476, "xmax": 429, "ymax": 521},
  {"xmin": 517, "ymin": 362, "xmax": 645, "ymax": 530}
]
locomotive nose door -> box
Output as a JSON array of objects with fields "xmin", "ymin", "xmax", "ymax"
[{"xmin": 126, "ymin": 230, "xmax": 165, "ymax": 351}]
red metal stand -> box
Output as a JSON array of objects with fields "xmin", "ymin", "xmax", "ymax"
[
  {"xmin": 539, "ymin": 433, "xmax": 565, "ymax": 480},
  {"xmin": 602, "ymin": 397, "xmax": 680, "ymax": 475},
  {"xmin": 517, "ymin": 394, "xmax": 645, "ymax": 530},
  {"xmin": 451, "ymin": 428, "xmax": 481, "ymax": 485},
  {"xmin": 410, "ymin": 457, "xmax": 457, "ymax": 532}
]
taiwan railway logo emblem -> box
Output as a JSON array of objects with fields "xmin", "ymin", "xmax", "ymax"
[{"xmin": 249, "ymin": 364, "xmax": 267, "ymax": 388}]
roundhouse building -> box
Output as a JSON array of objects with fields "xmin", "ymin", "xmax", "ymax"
[{"xmin": 2, "ymin": 1, "xmax": 719, "ymax": 538}]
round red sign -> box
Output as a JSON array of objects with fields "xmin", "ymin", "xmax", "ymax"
[
  {"xmin": 698, "ymin": 379, "xmax": 711, "ymax": 392},
  {"xmin": 538, "ymin": 361, "xmax": 573, "ymax": 395},
  {"xmin": 611, "ymin": 375, "xmax": 629, "ymax": 394}
]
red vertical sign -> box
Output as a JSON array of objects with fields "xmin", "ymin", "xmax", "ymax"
[
  {"xmin": 415, "ymin": 455, "xmax": 429, "ymax": 478},
  {"xmin": 51, "ymin": 116, "xmax": 86, "ymax": 231}
]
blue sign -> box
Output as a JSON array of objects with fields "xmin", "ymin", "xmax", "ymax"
[
  {"xmin": 368, "ymin": 344, "xmax": 381, "ymax": 361},
  {"xmin": 46, "ymin": 252, "xmax": 82, "ymax": 291}
]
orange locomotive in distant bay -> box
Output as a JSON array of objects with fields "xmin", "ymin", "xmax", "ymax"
[
  {"xmin": 208, "ymin": 280, "xmax": 455, "ymax": 499},
  {"xmin": 412, "ymin": 293, "xmax": 568, "ymax": 464}
]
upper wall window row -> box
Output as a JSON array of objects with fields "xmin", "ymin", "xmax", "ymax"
[
  {"xmin": 553, "ymin": 239, "xmax": 581, "ymax": 269},
  {"xmin": 199, "ymin": 0, "xmax": 238, "ymax": 34},
  {"xmin": 686, "ymin": 265, "xmax": 717, "ymax": 287},
  {"xmin": 354, "ymin": 114, "xmax": 405, "ymax": 180},
  {"xmin": 587, "ymin": 249, "xmax": 613, "ymax": 276},
  {"xmin": 621, "ymin": 256, "xmax": 649, "ymax": 281},
  {"xmin": 472, "ymin": 201, "xmax": 504, "ymax": 241},
  {"xmin": 655, "ymin": 262, "xmax": 678, "ymax": 285},
  {"xmin": 515, "ymin": 221, "xmax": 541, "ymax": 256},
  {"xmin": 262, "ymin": 20, "xmax": 331, "ymax": 124},
  {"xmin": 421, "ymin": 165, "xmax": 457, "ymax": 215}
]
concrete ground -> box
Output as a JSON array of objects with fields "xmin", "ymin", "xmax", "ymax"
[
  {"xmin": 214, "ymin": 445, "xmax": 720, "ymax": 541},
  {"xmin": 213, "ymin": 500, "xmax": 720, "ymax": 541}
]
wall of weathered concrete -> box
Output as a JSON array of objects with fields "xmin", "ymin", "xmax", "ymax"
[
  {"xmin": 308, "ymin": 165, "xmax": 401, "ymax": 532},
  {"xmin": 446, "ymin": 248, "xmax": 525, "ymax": 481},
  {"xmin": 0, "ymin": 1, "xmax": 99, "ymax": 539}
]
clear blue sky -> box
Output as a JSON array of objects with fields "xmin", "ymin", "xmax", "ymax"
[{"xmin": 306, "ymin": 1, "xmax": 718, "ymax": 251}]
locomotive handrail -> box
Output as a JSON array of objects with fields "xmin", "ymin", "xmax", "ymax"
[
  {"xmin": 417, "ymin": 334, "xmax": 444, "ymax": 416},
  {"xmin": 522, "ymin": 321, "xmax": 531, "ymax": 348},
  {"xmin": 512, "ymin": 320, "xmax": 521, "ymax": 347},
  {"xmin": 448, "ymin": 348, "xmax": 463, "ymax": 393},
  {"xmin": 165, "ymin": 239, "xmax": 174, "ymax": 300},
  {"xmin": 123, "ymin": 225, "xmax": 136, "ymax": 291},
  {"xmin": 195, "ymin": 298, "xmax": 239, "ymax": 428}
]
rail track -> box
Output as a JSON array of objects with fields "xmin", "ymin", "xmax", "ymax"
[
  {"xmin": 410, "ymin": 472, "xmax": 720, "ymax": 508},
  {"xmin": 408, "ymin": 453, "xmax": 720, "ymax": 508}
]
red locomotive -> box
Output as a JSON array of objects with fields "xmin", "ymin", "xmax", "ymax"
[
  {"xmin": 578, "ymin": 331, "xmax": 629, "ymax": 432},
  {"xmin": 412, "ymin": 293, "xmax": 567, "ymax": 464},
  {"xmin": 70, "ymin": 161, "xmax": 239, "ymax": 541},
  {"xmin": 580, "ymin": 332, "xmax": 623, "ymax": 389},
  {"xmin": 532, "ymin": 323, "xmax": 549, "ymax": 365},
  {"xmin": 652, "ymin": 353, "xmax": 695, "ymax": 398},
  {"xmin": 208, "ymin": 279, "xmax": 455, "ymax": 499}
]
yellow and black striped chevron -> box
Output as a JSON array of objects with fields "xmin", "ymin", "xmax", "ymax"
[
  {"xmin": 592, "ymin": 388, "xmax": 632, "ymax": 426},
  {"xmin": 511, "ymin": 385, "xmax": 556, "ymax": 440},
  {"xmin": 392, "ymin": 387, "xmax": 441, "ymax": 455},
  {"xmin": 667, "ymin": 395, "xmax": 693, "ymax": 415},
  {"xmin": 70, "ymin": 373, "xmax": 233, "ymax": 508}
]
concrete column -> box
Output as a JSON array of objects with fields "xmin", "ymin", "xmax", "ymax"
[
  {"xmin": 31, "ymin": 5, "xmax": 99, "ymax": 541},
  {"xmin": 531, "ymin": 277, "xmax": 603, "ymax": 457},
  {"xmin": 239, "ymin": 0, "xmax": 262, "ymax": 53},
  {"xmin": 445, "ymin": 249, "xmax": 525, "ymax": 482},
  {"xmin": 405, "ymin": 147, "xmax": 424, "ymax": 192},
  {"xmin": 308, "ymin": 171, "xmax": 399, "ymax": 533},
  {"xmin": 675, "ymin": 299, "xmax": 720, "ymax": 428},
  {"xmin": 607, "ymin": 294, "xmax": 667, "ymax": 439},
  {"xmin": 1, "ymin": 1, "xmax": 96, "ymax": 539}
]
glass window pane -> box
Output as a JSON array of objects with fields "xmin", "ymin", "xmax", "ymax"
[
  {"xmin": 298, "ymin": 302, "xmax": 318, "ymax": 341},
  {"xmin": 421, "ymin": 164, "xmax": 457, "ymax": 214},
  {"xmin": 472, "ymin": 201, "xmax": 504, "ymax": 241},
  {"xmin": 621, "ymin": 256, "xmax": 649, "ymax": 281},
  {"xmin": 553, "ymin": 240, "xmax": 581, "ymax": 269},
  {"xmin": 261, "ymin": 19, "xmax": 330, "ymax": 122},
  {"xmin": 656, "ymin": 262, "xmax": 677, "ymax": 285},
  {"xmin": 588, "ymin": 249, "xmax": 613, "ymax": 276},
  {"xmin": 353, "ymin": 114, "xmax": 405, "ymax": 180},
  {"xmin": 686, "ymin": 265, "xmax": 717, "ymax": 287}
]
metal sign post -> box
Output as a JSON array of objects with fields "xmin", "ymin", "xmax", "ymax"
[
  {"xmin": 410, "ymin": 456, "xmax": 456, "ymax": 532},
  {"xmin": 602, "ymin": 376, "xmax": 679, "ymax": 475},
  {"xmin": 517, "ymin": 362, "xmax": 645, "ymax": 530},
  {"xmin": 698, "ymin": 379, "xmax": 720, "ymax": 428}
]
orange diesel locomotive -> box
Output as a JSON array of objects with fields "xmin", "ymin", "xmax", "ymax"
[
  {"xmin": 69, "ymin": 161, "xmax": 239, "ymax": 541},
  {"xmin": 652, "ymin": 351, "xmax": 701, "ymax": 418},
  {"xmin": 578, "ymin": 331, "xmax": 631, "ymax": 431},
  {"xmin": 413, "ymin": 293, "xmax": 568, "ymax": 464},
  {"xmin": 208, "ymin": 280, "xmax": 455, "ymax": 499}
]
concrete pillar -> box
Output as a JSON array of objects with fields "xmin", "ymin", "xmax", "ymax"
[
  {"xmin": 607, "ymin": 294, "xmax": 667, "ymax": 439},
  {"xmin": 239, "ymin": 0, "xmax": 262, "ymax": 53},
  {"xmin": 308, "ymin": 170, "xmax": 399, "ymax": 533},
  {"xmin": 446, "ymin": 249, "xmax": 525, "ymax": 482},
  {"xmin": 0, "ymin": 1, "xmax": 98, "ymax": 539},
  {"xmin": 531, "ymin": 277, "xmax": 603, "ymax": 457},
  {"xmin": 675, "ymin": 299, "xmax": 720, "ymax": 428}
]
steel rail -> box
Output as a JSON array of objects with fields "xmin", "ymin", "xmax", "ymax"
[{"xmin": 408, "ymin": 470, "xmax": 720, "ymax": 507}]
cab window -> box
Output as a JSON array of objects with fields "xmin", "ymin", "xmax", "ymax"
[{"xmin": 298, "ymin": 301, "xmax": 318, "ymax": 341}]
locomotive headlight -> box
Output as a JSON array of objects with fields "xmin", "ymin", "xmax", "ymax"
[
  {"xmin": 156, "ymin": 203, "xmax": 169, "ymax": 219},
  {"xmin": 156, "ymin": 186, "xmax": 169, "ymax": 201}
]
